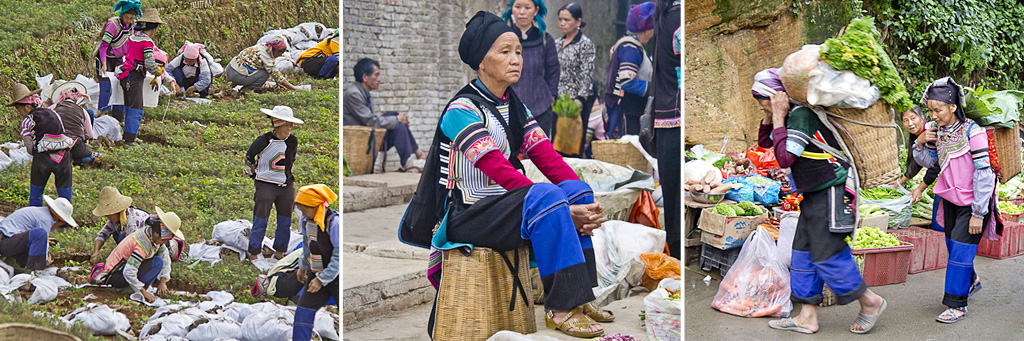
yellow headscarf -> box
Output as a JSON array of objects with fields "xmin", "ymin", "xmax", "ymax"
[{"xmin": 295, "ymin": 184, "xmax": 338, "ymax": 231}]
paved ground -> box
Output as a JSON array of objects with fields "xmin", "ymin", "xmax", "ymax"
[
  {"xmin": 684, "ymin": 253, "xmax": 1024, "ymax": 339},
  {"xmin": 344, "ymin": 291, "xmax": 653, "ymax": 340}
]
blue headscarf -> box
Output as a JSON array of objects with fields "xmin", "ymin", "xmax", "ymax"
[
  {"xmin": 112, "ymin": 0, "xmax": 142, "ymax": 17},
  {"xmin": 502, "ymin": 0, "xmax": 548, "ymax": 33}
]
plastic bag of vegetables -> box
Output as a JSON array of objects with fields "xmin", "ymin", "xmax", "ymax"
[
  {"xmin": 645, "ymin": 278, "xmax": 681, "ymax": 341},
  {"xmin": 859, "ymin": 185, "xmax": 912, "ymax": 229},
  {"xmin": 552, "ymin": 94, "xmax": 582, "ymax": 155},
  {"xmin": 743, "ymin": 174, "xmax": 782, "ymax": 205},
  {"xmin": 711, "ymin": 226, "xmax": 792, "ymax": 318},
  {"xmin": 722, "ymin": 177, "xmax": 755, "ymax": 203}
]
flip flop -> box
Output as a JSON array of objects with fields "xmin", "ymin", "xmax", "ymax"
[
  {"xmin": 850, "ymin": 298, "xmax": 887, "ymax": 334},
  {"xmin": 935, "ymin": 307, "xmax": 967, "ymax": 324},
  {"xmin": 969, "ymin": 280, "xmax": 982, "ymax": 299},
  {"xmin": 768, "ymin": 318, "xmax": 815, "ymax": 334}
]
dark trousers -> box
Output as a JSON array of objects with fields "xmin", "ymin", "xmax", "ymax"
[
  {"xmin": 790, "ymin": 185, "xmax": 867, "ymax": 306},
  {"xmin": 656, "ymin": 127, "xmax": 680, "ymax": 257},
  {"xmin": 293, "ymin": 275, "xmax": 339, "ymax": 341},
  {"xmin": 272, "ymin": 270, "xmax": 304, "ymax": 302},
  {"xmin": 577, "ymin": 95, "xmax": 597, "ymax": 156},
  {"xmin": 300, "ymin": 55, "xmax": 339, "ymax": 79},
  {"xmin": 170, "ymin": 68, "xmax": 209, "ymax": 97},
  {"xmin": 30, "ymin": 151, "xmax": 73, "ymax": 206},
  {"xmin": 107, "ymin": 257, "xmax": 164, "ymax": 288},
  {"xmin": 381, "ymin": 111, "xmax": 420, "ymax": 167},
  {"xmin": 70, "ymin": 138, "xmax": 93, "ymax": 165},
  {"xmin": 0, "ymin": 228, "xmax": 50, "ymax": 270},
  {"xmin": 250, "ymin": 181, "xmax": 295, "ymax": 255},
  {"xmin": 941, "ymin": 199, "xmax": 986, "ymax": 308},
  {"xmin": 446, "ymin": 180, "xmax": 598, "ymax": 311}
]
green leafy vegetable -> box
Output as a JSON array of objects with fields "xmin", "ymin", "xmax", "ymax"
[
  {"xmin": 965, "ymin": 85, "xmax": 1024, "ymax": 128},
  {"xmin": 819, "ymin": 17, "xmax": 914, "ymax": 112},
  {"xmin": 845, "ymin": 227, "xmax": 902, "ymax": 249},
  {"xmin": 712, "ymin": 156, "xmax": 733, "ymax": 169},
  {"xmin": 552, "ymin": 94, "xmax": 581, "ymax": 118}
]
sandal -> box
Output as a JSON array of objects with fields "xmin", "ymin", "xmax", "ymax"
[
  {"xmin": 850, "ymin": 298, "xmax": 887, "ymax": 334},
  {"xmin": 936, "ymin": 307, "xmax": 967, "ymax": 323},
  {"xmin": 768, "ymin": 318, "xmax": 815, "ymax": 334},
  {"xmin": 581, "ymin": 302, "xmax": 615, "ymax": 322},
  {"xmin": 969, "ymin": 279, "xmax": 982, "ymax": 299},
  {"xmin": 545, "ymin": 306, "xmax": 604, "ymax": 338}
]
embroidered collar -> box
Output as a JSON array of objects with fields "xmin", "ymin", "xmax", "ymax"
[{"xmin": 470, "ymin": 79, "xmax": 509, "ymax": 105}]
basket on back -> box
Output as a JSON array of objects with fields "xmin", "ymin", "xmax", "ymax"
[
  {"xmin": 0, "ymin": 323, "xmax": 82, "ymax": 341},
  {"xmin": 824, "ymin": 101, "xmax": 902, "ymax": 189},
  {"xmin": 988, "ymin": 125, "xmax": 1022, "ymax": 183}
]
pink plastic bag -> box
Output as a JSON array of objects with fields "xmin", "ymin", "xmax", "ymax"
[{"xmin": 711, "ymin": 226, "xmax": 792, "ymax": 317}]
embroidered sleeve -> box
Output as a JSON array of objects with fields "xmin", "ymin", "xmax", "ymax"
[
  {"xmin": 143, "ymin": 42, "xmax": 160, "ymax": 74},
  {"xmin": 21, "ymin": 117, "xmax": 34, "ymax": 137},
  {"xmin": 968, "ymin": 125, "xmax": 991, "ymax": 169},
  {"xmin": 124, "ymin": 250, "xmax": 146, "ymax": 293},
  {"xmin": 440, "ymin": 98, "xmax": 499, "ymax": 165},
  {"xmin": 157, "ymin": 245, "xmax": 171, "ymax": 280},
  {"xmin": 615, "ymin": 44, "xmax": 647, "ymax": 97},
  {"xmin": 521, "ymin": 109, "xmax": 549, "ymax": 154}
]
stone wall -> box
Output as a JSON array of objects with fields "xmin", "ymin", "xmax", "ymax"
[
  {"xmin": 343, "ymin": 0, "xmax": 628, "ymax": 171},
  {"xmin": 683, "ymin": 0, "xmax": 858, "ymax": 152}
]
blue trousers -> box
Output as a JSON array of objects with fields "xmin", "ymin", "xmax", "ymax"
[
  {"xmin": 381, "ymin": 111, "xmax": 419, "ymax": 167},
  {"xmin": 940, "ymin": 199, "xmax": 984, "ymax": 308},
  {"xmin": 170, "ymin": 67, "xmax": 209, "ymax": 97},
  {"xmin": 790, "ymin": 185, "xmax": 867, "ymax": 305}
]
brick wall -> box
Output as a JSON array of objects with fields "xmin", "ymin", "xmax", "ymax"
[{"xmin": 343, "ymin": 0, "xmax": 626, "ymax": 171}]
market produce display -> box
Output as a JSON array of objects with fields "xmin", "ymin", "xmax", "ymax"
[
  {"xmin": 845, "ymin": 227, "xmax": 902, "ymax": 249},
  {"xmin": 552, "ymin": 94, "xmax": 581, "ymax": 118},
  {"xmin": 999, "ymin": 176, "xmax": 1024, "ymax": 200},
  {"xmin": 858, "ymin": 204, "xmax": 885, "ymax": 217},
  {"xmin": 860, "ymin": 185, "xmax": 913, "ymax": 229},
  {"xmin": 819, "ymin": 16, "xmax": 914, "ymax": 112},
  {"xmin": 859, "ymin": 186, "xmax": 905, "ymax": 200},
  {"xmin": 912, "ymin": 193, "xmax": 934, "ymax": 220},
  {"xmin": 713, "ymin": 201, "xmax": 764, "ymax": 217},
  {"xmin": 781, "ymin": 194, "xmax": 803, "ymax": 212},
  {"xmin": 998, "ymin": 201, "xmax": 1024, "ymax": 214}
]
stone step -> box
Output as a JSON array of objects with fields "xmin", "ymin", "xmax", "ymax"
[
  {"xmin": 342, "ymin": 251, "xmax": 434, "ymax": 331},
  {"xmin": 342, "ymin": 172, "xmax": 420, "ymax": 212}
]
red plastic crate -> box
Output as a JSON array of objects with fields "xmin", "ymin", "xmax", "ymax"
[
  {"xmin": 890, "ymin": 227, "xmax": 948, "ymax": 274},
  {"xmin": 978, "ymin": 222, "xmax": 1024, "ymax": 259},
  {"xmin": 852, "ymin": 242, "xmax": 914, "ymax": 286}
]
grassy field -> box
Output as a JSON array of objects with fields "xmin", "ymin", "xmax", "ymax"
[{"xmin": 0, "ymin": 72, "xmax": 339, "ymax": 336}]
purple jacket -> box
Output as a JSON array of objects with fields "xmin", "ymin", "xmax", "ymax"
[{"xmin": 509, "ymin": 26, "xmax": 560, "ymax": 117}]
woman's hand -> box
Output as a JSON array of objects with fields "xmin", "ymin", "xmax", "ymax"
[
  {"xmin": 307, "ymin": 277, "xmax": 323, "ymax": 293},
  {"xmin": 157, "ymin": 279, "xmax": 169, "ymax": 297},
  {"xmin": 141, "ymin": 289, "xmax": 156, "ymax": 303},
  {"xmin": 570, "ymin": 203, "xmax": 608, "ymax": 236},
  {"xmin": 911, "ymin": 186, "xmax": 924, "ymax": 204},
  {"xmin": 297, "ymin": 268, "xmax": 308, "ymax": 283},
  {"xmin": 91, "ymin": 251, "xmax": 104, "ymax": 265},
  {"xmin": 918, "ymin": 125, "xmax": 937, "ymax": 148},
  {"xmin": 769, "ymin": 92, "xmax": 790, "ymax": 127},
  {"xmin": 969, "ymin": 216, "xmax": 983, "ymax": 235}
]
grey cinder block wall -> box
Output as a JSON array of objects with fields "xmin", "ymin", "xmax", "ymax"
[{"xmin": 343, "ymin": 0, "xmax": 628, "ymax": 171}]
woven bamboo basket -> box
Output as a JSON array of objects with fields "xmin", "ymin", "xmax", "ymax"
[
  {"xmin": 592, "ymin": 140, "xmax": 650, "ymax": 172},
  {"xmin": 342, "ymin": 126, "xmax": 385, "ymax": 176},
  {"xmin": 433, "ymin": 246, "xmax": 536, "ymax": 340},
  {"xmin": 992, "ymin": 125, "xmax": 1021, "ymax": 183},
  {"xmin": 0, "ymin": 323, "xmax": 82, "ymax": 341},
  {"xmin": 826, "ymin": 102, "xmax": 902, "ymax": 188}
]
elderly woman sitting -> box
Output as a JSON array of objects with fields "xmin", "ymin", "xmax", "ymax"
[
  {"xmin": 407, "ymin": 11, "xmax": 611, "ymax": 339},
  {"xmin": 227, "ymin": 37, "xmax": 305, "ymax": 92}
]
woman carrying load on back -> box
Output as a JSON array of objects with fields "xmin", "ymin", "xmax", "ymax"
[
  {"xmin": 94, "ymin": 0, "xmax": 141, "ymax": 123},
  {"xmin": 752, "ymin": 68, "xmax": 888, "ymax": 334},
  {"xmin": 913, "ymin": 77, "xmax": 1001, "ymax": 323},
  {"xmin": 412, "ymin": 11, "xmax": 612, "ymax": 339}
]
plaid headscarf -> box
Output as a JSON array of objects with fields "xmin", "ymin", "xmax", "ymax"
[{"xmin": 16, "ymin": 94, "xmax": 43, "ymax": 106}]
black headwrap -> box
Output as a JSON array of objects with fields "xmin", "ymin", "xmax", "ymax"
[
  {"xmin": 923, "ymin": 77, "xmax": 967, "ymax": 123},
  {"xmin": 459, "ymin": 11, "xmax": 515, "ymax": 70}
]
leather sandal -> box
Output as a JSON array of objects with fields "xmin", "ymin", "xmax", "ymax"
[
  {"xmin": 581, "ymin": 302, "xmax": 615, "ymax": 322},
  {"xmin": 545, "ymin": 306, "xmax": 605, "ymax": 338}
]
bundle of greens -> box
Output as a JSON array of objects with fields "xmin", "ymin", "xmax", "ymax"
[
  {"xmin": 552, "ymin": 94, "xmax": 581, "ymax": 118},
  {"xmin": 819, "ymin": 17, "xmax": 914, "ymax": 112},
  {"xmin": 845, "ymin": 227, "xmax": 902, "ymax": 249},
  {"xmin": 965, "ymin": 85, "xmax": 1024, "ymax": 128},
  {"xmin": 859, "ymin": 186, "xmax": 906, "ymax": 200}
]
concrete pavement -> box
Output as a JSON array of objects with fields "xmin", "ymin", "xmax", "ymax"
[{"xmin": 685, "ymin": 253, "xmax": 1024, "ymax": 339}]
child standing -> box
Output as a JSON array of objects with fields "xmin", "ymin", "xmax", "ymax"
[{"xmin": 913, "ymin": 77, "xmax": 1002, "ymax": 323}]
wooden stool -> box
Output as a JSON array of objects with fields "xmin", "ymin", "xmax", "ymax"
[{"xmin": 433, "ymin": 246, "xmax": 536, "ymax": 340}]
